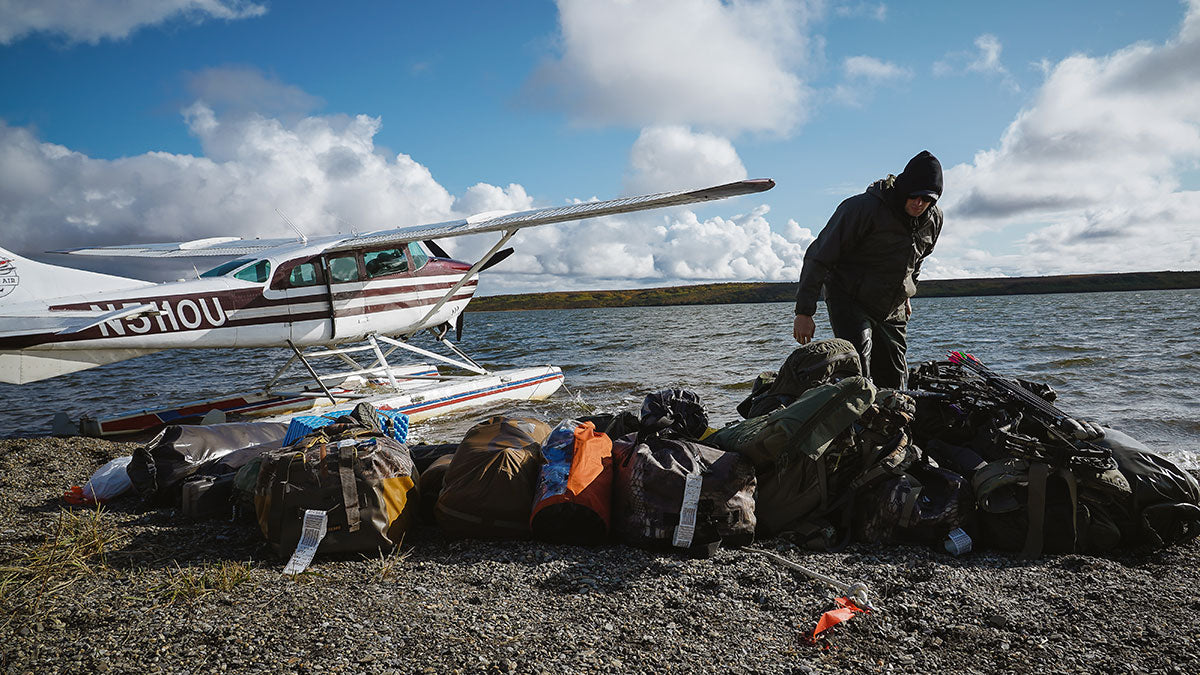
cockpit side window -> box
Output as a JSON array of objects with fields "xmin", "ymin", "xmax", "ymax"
[
  {"xmin": 364, "ymin": 248, "xmax": 409, "ymax": 278},
  {"xmin": 287, "ymin": 261, "xmax": 322, "ymax": 287},
  {"xmin": 407, "ymin": 242, "xmax": 429, "ymax": 271},
  {"xmin": 328, "ymin": 254, "xmax": 361, "ymax": 283},
  {"xmin": 233, "ymin": 259, "xmax": 271, "ymax": 283}
]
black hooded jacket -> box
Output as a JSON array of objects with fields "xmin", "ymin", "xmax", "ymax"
[{"xmin": 794, "ymin": 151, "xmax": 943, "ymax": 321}]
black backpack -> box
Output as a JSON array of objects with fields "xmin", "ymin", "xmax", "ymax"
[{"xmin": 911, "ymin": 359, "xmax": 1200, "ymax": 556}]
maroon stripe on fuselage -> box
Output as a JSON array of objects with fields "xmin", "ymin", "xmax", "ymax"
[
  {"xmin": 329, "ymin": 278, "xmax": 476, "ymax": 302},
  {"xmin": 1, "ymin": 274, "xmax": 478, "ymax": 350}
]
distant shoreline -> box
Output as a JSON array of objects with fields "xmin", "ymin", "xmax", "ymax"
[{"xmin": 469, "ymin": 270, "xmax": 1200, "ymax": 312}]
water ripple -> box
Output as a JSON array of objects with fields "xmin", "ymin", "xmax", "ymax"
[{"xmin": 2, "ymin": 289, "xmax": 1197, "ymax": 469}]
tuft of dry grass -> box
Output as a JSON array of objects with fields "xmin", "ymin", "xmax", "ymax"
[
  {"xmin": 0, "ymin": 505, "xmax": 124, "ymax": 630},
  {"xmin": 152, "ymin": 560, "xmax": 257, "ymax": 604},
  {"xmin": 373, "ymin": 541, "xmax": 410, "ymax": 582}
]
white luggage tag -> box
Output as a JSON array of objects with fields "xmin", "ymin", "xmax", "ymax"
[
  {"xmin": 283, "ymin": 509, "xmax": 329, "ymax": 575},
  {"xmin": 673, "ymin": 472, "xmax": 704, "ymax": 549}
]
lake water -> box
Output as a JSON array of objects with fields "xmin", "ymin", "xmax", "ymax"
[{"xmin": 1, "ymin": 289, "xmax": 1196, "ymax": 468}]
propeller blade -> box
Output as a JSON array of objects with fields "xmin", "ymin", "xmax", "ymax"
[
  {"xmin": 423, "ymin": 239, "xmax": 450, "ymax": 258},
  {"xmin": 455, "ymin": 313, "xmax": 464, "ymax": 342},
  {"xmin": 478, "ymin": 247, "xmax": 515, "ymax": 272}
]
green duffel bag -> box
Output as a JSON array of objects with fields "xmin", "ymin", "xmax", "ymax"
[{"xmin": 706, "ymin": 376, "xmax": 876, "ymax": 470}]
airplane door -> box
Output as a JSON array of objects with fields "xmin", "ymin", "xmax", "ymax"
[
  {"xmin": 272, "ymin": 256, "xmax": 333, "ymax": 343},
  {"xmin": 324, "ymin": 251, "xmax": 369, "ymax": 340}
]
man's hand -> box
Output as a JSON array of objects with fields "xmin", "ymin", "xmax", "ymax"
[
  {"xmin": 905, "ymin": 298, "xmax": 912, "ymax": 318},
  {"xmin": 793, "ymin": 314, "xmax": 816, "ymax": 344}
]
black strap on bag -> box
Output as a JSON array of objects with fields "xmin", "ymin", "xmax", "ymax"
[
  {"xmin": 338, "ymin": 444, "xmax": 361, "ymax": 533},
  {"xmin": 1021, "ymin": 463, "xmax": 1083, "ymax": 558},
  {"xmin": 1021, "ymin": 462, "xmax": 1050, "ymax": 558}
]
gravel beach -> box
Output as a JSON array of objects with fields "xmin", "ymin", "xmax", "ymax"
[{"xmin": 2, "ymin": 434, "xmax": 1198, "ymax": 675}]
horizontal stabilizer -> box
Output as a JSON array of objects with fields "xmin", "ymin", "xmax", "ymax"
[
  {"xmin": 0, "ymin": 348, "xmax": 162, "ymax": 384},
  {"xmin": 0, "ymin": 304, "xmax": 162, "ymax": 338}
]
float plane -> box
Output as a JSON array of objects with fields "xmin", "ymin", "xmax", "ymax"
[{"xmin": 0, "ymin": 179, "xmax": 774, "ymax": 434}]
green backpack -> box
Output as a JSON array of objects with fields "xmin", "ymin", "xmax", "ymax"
[
  {"xmin": 736, "ymin": 339, "xmax": 863, "ymax": 419},
  {"xmin": 707, "ymin": 376, "xmax": 876, "ymax": 470}
]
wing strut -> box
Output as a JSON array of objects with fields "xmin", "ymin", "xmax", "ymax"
[
  {"xmin": 409, "ymin": 229, "xmax": 517, "ymax": 336},
  {"xmin": 286, "ymin": 339, "xmax": 340, "ymax": 404}
]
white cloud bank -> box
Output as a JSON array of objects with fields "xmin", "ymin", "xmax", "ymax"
[
  {"xmin": 624, "ymin": 125, "xmax": 747, "ymax": 194},
  {"xmin": 0, "ymin": 75, "xmax": 799, "ymax": 293},
  {"xmin": 0, "ymin": 0, "xmax": 265, "ymax": 45},
  {"xmin": 526, "ymin": 0, "xmax": 821, "ymax": 136},
  {"xmin": 936, "ymin": 0, "xmax": 1200, "ymax": 277}
]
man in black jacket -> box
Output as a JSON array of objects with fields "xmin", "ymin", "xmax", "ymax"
[{"xmin": 792, "ymin": 151, "xmax": 944, "ymax": 388}]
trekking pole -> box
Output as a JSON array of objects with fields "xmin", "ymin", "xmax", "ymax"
[{"xmin": 746, "ymin": 547, "xmax": 875, "ymax": 611}]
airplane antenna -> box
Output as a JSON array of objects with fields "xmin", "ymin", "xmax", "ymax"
[{"xmin": 275, "ymin": 209, "xmax": 308, "ymax": 245}]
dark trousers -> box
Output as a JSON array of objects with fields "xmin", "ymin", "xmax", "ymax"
[{"xmin": 826, "ymin": 294, "xmax": 909, "ymax": 389}]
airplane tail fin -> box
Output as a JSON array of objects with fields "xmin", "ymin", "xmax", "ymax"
[{"xmin": 0, "ymin": 246, "xmax": 152, "ymax": 307}]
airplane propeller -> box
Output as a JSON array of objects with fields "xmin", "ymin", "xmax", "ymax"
[
  {"xmin": 478, "ymin": 247, "xmax": 514, "ymax": 272},
  {"xmin": 424, "ymin": 239, "xmax": 513, "ymax": 273}
]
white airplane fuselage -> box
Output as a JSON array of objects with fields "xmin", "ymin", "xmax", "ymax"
[
  {"xmin": 0, "ymin": 240, "xmax": 476, "ymax": 383},
  {"xmin": 0, "ymin": 178, "xmax": 776, "ymax": 385}
]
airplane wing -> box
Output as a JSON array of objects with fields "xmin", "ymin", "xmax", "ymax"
[
  {"xmin": 324, "ymin": 179, "xmax": 775, "ymax": 253},
  {"xmin": 49, "ymin": 179, "xmax": 774, "ymax": 258},
  {"xmin": 52, "ymin": 236, "xmax": 300, "ymax": 258}
]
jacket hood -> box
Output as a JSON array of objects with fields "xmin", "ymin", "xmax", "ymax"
[{"xmin": 893, "ymin": 150, "xmax": 942, "ymax": 201}]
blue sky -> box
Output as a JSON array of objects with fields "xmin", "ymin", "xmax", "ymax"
[{"xmin": 1, "ymin": 0, "xmax": 1197, "ymax": 294}]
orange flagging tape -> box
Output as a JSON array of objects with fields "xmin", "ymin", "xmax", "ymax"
[
  {"xmin": 62, "ymin": 485, "xmax": 98, "ymax": 505},
  {"xmin": 811, "ymin": 596, "xmax": 869, "ymax": 639}
]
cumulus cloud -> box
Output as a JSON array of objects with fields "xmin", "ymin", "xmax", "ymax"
[
  {"xmin": 525, "ymin": 0, "xmax": 820, "ymax": 136},
  {"xmin": 623, "ymin": 126, "xmax": 747, "ymax": 194},
  {"xmin": 937, "ymin": 2, "xmax": 1200, "ymax": 276},
  {"xmin": 0, "ymin": 106, "xmax": 457, "ymax": 257},
  {"xmin": 186, "ymin": 67, "xmax": 324, "ymax": 121},
  {"xmin": 833, "ymin": 2, "xmax": 886, "ymax": 21},
  {"xmin": 831, "ymin": 54, "xmax": 912, "ymax": 106},
  {"xmin": 843, "ymin": 55, "xmax": 912, "ymax": 81},
  {"xmin": 0, "ymin": 94, "xmax": 794, "ymax": 291},
  {"xmin": 486, "ymin": 202, "xmax": 810, "ymax": 294},
  {"xmin": 0, "ymin": 0, "xmax": 265, "ymax": 45},
  {"xmin": 934, "ymin": 33, "xmax": 1019, "ymax": 92}
]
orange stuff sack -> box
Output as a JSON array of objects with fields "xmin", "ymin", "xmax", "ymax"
[
  {"xmin": 435, "ymin": 416, "xmax": 551, "ymax": 539},
  {"xmin": 530, "ymin": 420, "xmax": 614, "ymax": 544}
]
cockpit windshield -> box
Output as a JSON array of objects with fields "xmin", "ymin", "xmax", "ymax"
[{"xmin": 200, "ymin": 258, "xmax": 253, "ymax": 278}]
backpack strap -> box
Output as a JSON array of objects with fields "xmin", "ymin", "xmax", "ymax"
[
  {"xmin": 1058, "ymin": 467, "xmax": 1079, "ymax": 552},
  {"xmin": 816, "ymin": 456, "xmax": 830, "ymax": 513},
  {"xmin": 1021, "ymin": 462, "xmax": 1050, "ymax": 558},
  {"xmin": 338, "ymin": 443, "xmax": 361, "ymax": 533},
  {"xmin": 899, "ymin": 473, "xmax": 925, "ymax": 527}
]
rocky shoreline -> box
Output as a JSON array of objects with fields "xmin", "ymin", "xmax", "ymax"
[{"xmin": 2, "ymin": 435, "xmax": 1198, "ymax": 675}]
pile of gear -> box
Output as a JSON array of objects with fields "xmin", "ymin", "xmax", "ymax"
[{"xmin": 79, "ymin": 339, "xmax": 1200, "ymax": 565}]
